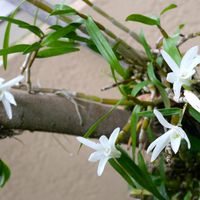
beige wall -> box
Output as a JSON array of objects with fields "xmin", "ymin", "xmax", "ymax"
[{"xmin": 0, "ymin": 1, "xmax": 200, "ymax": 200}]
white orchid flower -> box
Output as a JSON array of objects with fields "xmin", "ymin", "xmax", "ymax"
[
  {"xmin": 77, "ymin": 127, "xmax": 121, "ymax": 176},
  {"xmin": 161, "ymin": 46, "xmax": 200, "ymax": 99},
  {"xmin": 147, "ymin": 109, "xmax": 190, "ymax": 162},
  {"xmin": 184, "ymin": 90, "xmax": 200, "ymax": 113},
  {"xmin": 0, "ymin": 75, "xmax": 24, "ymax": 119}
]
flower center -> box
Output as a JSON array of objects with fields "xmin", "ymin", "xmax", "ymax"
[{"xmin": 104, "ymin": 147, "xmax": 111, "ymax": 156}]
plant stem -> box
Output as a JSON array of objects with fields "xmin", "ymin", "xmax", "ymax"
[{"xmin": 82, "ymin": 0, "xmax": 140, "ymax": 43}]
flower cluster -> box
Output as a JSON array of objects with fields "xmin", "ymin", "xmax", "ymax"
[{"xmin": 0, "ymin": 73, "xmax": 24, "ymax": 119}]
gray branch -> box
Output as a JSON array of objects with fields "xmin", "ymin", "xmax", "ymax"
[{"xmin": 0, "ymin": 91, "xmax": 130, "ymax": 138}]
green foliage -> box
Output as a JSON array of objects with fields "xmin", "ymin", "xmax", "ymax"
[
  {"xmin": 36, "ymin": 46, "xmax": 79, "ymax": 58},
  {"xmin": 0, "ymin": 44, "xmax": 30, "ymax": 55},
  {"xmin": 50, "ymin": 4, "xmax": 76, "ymax": 16},
  {"xmin": 0, "ymin": 159, "xmax": 11, "ymax": 188},
  {"xmin": 126, "ymin": 14, "xmax": 160, "ymax": 26},
  {"xmin": 0, "ymin": 16, "xmax": 44, "ymax": 38},
  {"xmin": 131, "ymin": 80, "xmax": 150, "ymax": 97},
  {"xmin": 147, "ymin": 63, "xmax": 170, "ymax": 108},
  {"xmin": 85, "ymin": 16, "xmax": 126, "ymax": 78},
  {"xmin": 160, "ymin": 4, "xmax": 177, "ymax": 16}
]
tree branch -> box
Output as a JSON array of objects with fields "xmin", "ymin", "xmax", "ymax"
[{"xmin": 0, "ymin": 91, "xmax": 130, "ymax": 138}]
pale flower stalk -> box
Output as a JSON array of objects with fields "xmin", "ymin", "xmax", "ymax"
[
  {"xmin": 161, "ymin": 46, "xmax": 200, "ymax": 99},
  {"xmin": 77, "ymin": 127, "xmax": 121, "ymax": 176},
  {"xmin": 0, "ymin": 75, "xmax": 24, "ymax": 119},
  {"xmin": 147, "ymin": 109, "xmax": 191, "ymax": 162}
]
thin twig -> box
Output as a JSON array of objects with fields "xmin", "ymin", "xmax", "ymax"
[{"xmin": 178, "ymin": 32, "xmax": 200, "ymax": 47}]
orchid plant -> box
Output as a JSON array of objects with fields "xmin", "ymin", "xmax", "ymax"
[{"xmin": 1, "ymin": 1, "xmax": 200, "ymax": 199}]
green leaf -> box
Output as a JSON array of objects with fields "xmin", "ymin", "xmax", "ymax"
[
  {"xmin": 85, "ymin": 16, "xmax": 126, "ymax": 78},
  {"xmin": 45, "ymin": 40, "xmax": 77, "ymax": 48},
  {"xmin": 0, "ymin": 44, "xmax": 30, "ymax": 56},
  {"xmin": 163, "ymin": 37, "xmax": 181, "ymax": 65},
  {"xmin": 131, "ymin": 80, "xmax": 150, "ymax": 97},
  {"xmin": 139, "ymin": 30, "xmax": 153, "ymax": 61},
  {"xmin": 42, "ymin": 24, "xmax": 77, "ymax": 46},
  {"xmin": 83, "ymin": 98, "xmax": 125, "ymax": 139},
  {"xmin": 160, "ymin": 4, "xmax": 177, "ymax": 16},
  {"xmin": 116, "ymin": 146, "xmax": 165, "ymax": 200},
  {"xmin": 109, "ymin": 159, "xmax": 135, "ymax": 188},
  {"xmin": 188, "ymin": 106, "xmax": 200, "ymax": 123},
  {"xmin": 138, "ymin": 108, "xmax": 181, "ymax": 118},
  {"xmin": 36, "ymin": 47, "xmax": 79, "ymax": 58},
  {"xmin": 147, "ymin": 63, "xmax": 170, "ymax": 108},
  {"xmin": 0, "ymin": 16, "xmax": 44, "ymax": 38},
  {"xmin": 3, "ymin": 8, "xmax": 18, "ymax": 69},
  {"xmin": 23, "ymin": 42, "xmax": 41, "ymax": 54},
  {"xmin": 130, "ymin": 105, "xmax": 141, "ymax": 160},
  {"xmin": 0, "ymin": 159, "xmax": 11, "ymax": 188},
  {"xmin": 126, "ymin": 14, "xmax": 160, "ymax": 26},
  {"xmin": 183, "ymin": 191, "xmax": 192, "ymax": 200},
  {"xmin": 50, "ymin": 4, "xmax": 76, "ymax": 16}
]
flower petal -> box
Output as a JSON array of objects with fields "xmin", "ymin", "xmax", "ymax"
[
  {"xmin": 109, "ymin": 127, "xmax": 120, "ymax": 147},
  {"xmin": 2, "ymin": 97, "xmax": 12, "ymax": 119},
  {"xmin": 184, "ymin": 90, "xmax": 200, "ymax": 113},
  {"xmin": 88, "ymin": 151, "xmax": 103, "ymax": 162},
  {"xmin": 4, "ymin": 91, "xmax": 16, "ymax": 105},
  {"xmin": 166, "ymin": 72, "xmax": 177, "ymax": 83},
  {"xmin": 153, "ymin": 109, "xmax": 174, "ymax": 129},
  {"xmin": 150, "ymin": 131, "xmax": 171, "ymax": 162},
  {"xmin": 97, "ymin": 157, "xmax": 109, "ymax": 176},
  {"xmin": 173, "ymin": 80, "xmax": 182, "ymax": 99},
  {"xmin": 180, "ymin": 46, "xmax": 198, "ymax": 70},
  {"xmin": 1, "ymin": 75, "xmax": 24, "ymax": 90},
  {"xmin": 188, "ymin": 56, "xmax": 200, "ymax": 70},
  {"xmin": 170, "ymin": 132, "xmax": 181, "ymax": 154},
  {"xmin": 99, "ymin": 135, "xmax": 109, "ymax": 148},
  {"xmin": 76, "ymin": 137, "xmax": 101, "ymax": 150},
  {"xmin": 161, "ymin": 50, "xmax": 179, "ymax": 74}
]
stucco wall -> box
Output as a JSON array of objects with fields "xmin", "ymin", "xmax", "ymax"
[{"xmin": 0, "ymin": 1, "xmax": 200, "ymax": 200}]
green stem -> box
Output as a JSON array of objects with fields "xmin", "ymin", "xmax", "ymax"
[{"xmin": 82, "ymin": 0, "xmax": 140, "ymax": 43}]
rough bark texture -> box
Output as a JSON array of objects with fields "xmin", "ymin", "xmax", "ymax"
[{"xmin": 0, "ymin": 91, "xmax": 130, "ymax": 138}]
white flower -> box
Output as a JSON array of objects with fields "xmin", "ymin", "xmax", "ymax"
[
  {"xmin": 0, "ymin": 75, "xmax": 24, "ymax": 119},
  {"xmin": 77, "ymin": 128, "xmax": 121, "ymax": 176},
  {"xmin": 147, "ymin": 109, "xmax": 190, "ymax": 162},
  {"xmin": 161, "ymin": 46, "xmax": 200, "ymax": 99},
  {"xmin": 184, "ymin": 90, "xmax": 200, "ymax": 113}
]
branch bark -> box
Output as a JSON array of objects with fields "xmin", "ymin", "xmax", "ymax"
[{"xmin": 0, "ymin": 91, "xmax": 130, "ymax": 138}]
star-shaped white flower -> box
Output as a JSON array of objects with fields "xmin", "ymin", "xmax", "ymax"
[
  {"xmin": 184, "ymin": 90, "xmax": 200, "ymax": 113},
  {"xmin": 161, "ymin": 46, "xmax": 200, "ymax": 99},
  {"xmin": 0, "ymin": 75, "xmax": 24, "ymax": 119},
  {"xmin": 77, "ymin": 128, "xmax": 121, "ymax": 176},
  {"xmin": 147, "ymin": 109, "xmax": 191, "ymax": 162}
]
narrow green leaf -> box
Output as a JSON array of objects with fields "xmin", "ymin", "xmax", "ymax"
[
  {"xmin": 42, "ymin": 24, "xmax": 77, "ymax": 46},
  {"xmin": 23, "ymin": 42, "xmax": 41, "ymax": 54},
  {"xmin": 188, "ymin": 106, "xmax": 200, "ymax": 123},
  {"xmin": 109, "ymin": 159, "xmax": 135, "ymax": 188},
  {"xmin": 160, "ymin": 4, "xmax": 177, "ymax": 16},
  {"xmin": 50, "ymin": 4, "xmax": 76, "ymax": 16},
  {"xmin": 163, "ymin": 37, "xmax": 181, "ymax": 65},
  {"xmin": 138, "ymin": 108, "xmax": 181, "ymax": 118},
  {"xmin": 117, "ymin": 146, "xmax": 165, "ymax": 200},
  {"xmin": 85, "ymin": 16, "xmax": 126, "ymax": 78},
  {"xmin": 147, "ymin": 63, "xmax": 170, "ymax": 108},
  {"xmin": 0, "ymin": 44, "xmax": 30, "ymax": 56},
  {"xmin": 183, "ymin": 191, "xmax": 192, "ymax": 200},
  {"xmin": 126, "ymin": 14, "xmax": 160, "ymax": 26},
  {"xmin": 139, "ymin": 30, "xmax": 153, "ymax": 61},
  {"xmin": 36, "ymin": 47, "xmax": 79, "ymax": 58},
  {"xmin": 131, "ymin": 105, "xmax": 141, "ymax": 160},
  {"xmin": 131, "ymin": 80, "xmax": 150, "ymax": 97},
  {"xmin": 83, "ymin": 98, "xmax": 125, "ymax": 139},
  {"xmin": 0, "ymin": 159, "xmax": 11, "ymax": 188},
  {"xmin": 46, "ymin": 40, "xmax": 76, "ymax": 48},
  {"xmin": 0, "ymin": 16, "xmax": 44, "ymax": 38}
]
